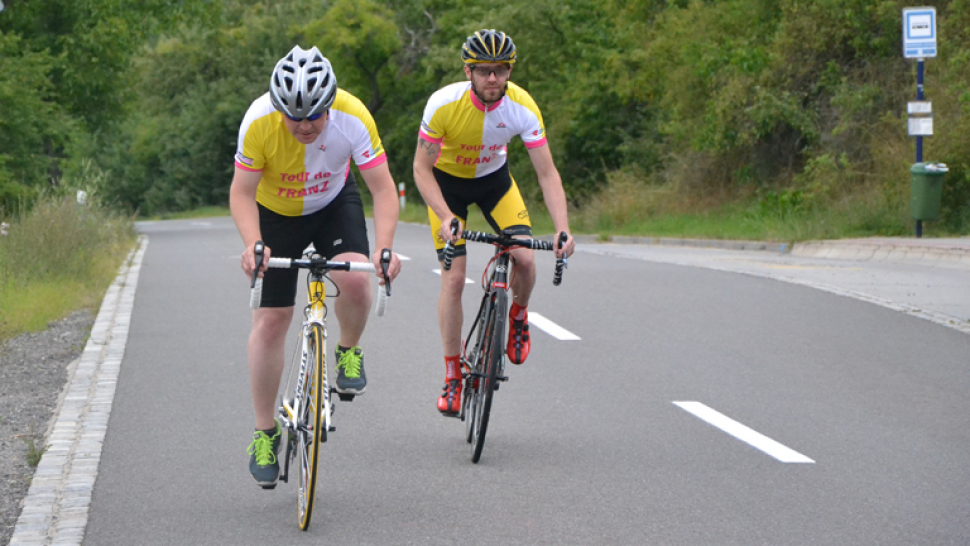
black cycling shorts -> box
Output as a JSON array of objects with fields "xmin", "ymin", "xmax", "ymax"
[{"xmin": 257, "ymin": 173, "xmax": 370, "ymax": 307}]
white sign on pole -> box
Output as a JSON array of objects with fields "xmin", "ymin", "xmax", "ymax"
[
  {"xmin": 908, "ymin": 117, "xmax": 933, "ymax": 136},
  {"xmin": 903, "ymin": 7, "xmax": 937, "ymax": 58}
]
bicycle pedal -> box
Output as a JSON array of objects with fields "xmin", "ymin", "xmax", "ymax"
[
  {"xmin": 260, "ymin": 484, "xmax": 277, "ymax": 490},
  {"xmin": 337, "ymin": 393, "xmax": 356, "ymax": 402},
  {"xmin": 328, "ymin": 425, "xmax": 336, "ymax": 432}
]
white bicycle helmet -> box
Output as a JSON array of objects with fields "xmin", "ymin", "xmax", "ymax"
[{"xmin": 269, "ymin": 46, "xmax": 337, "ymax": 120}]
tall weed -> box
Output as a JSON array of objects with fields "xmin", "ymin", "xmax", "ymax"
[{"xmin": 0, "ymin": 195, "xmax": 135, "ymax": 339}]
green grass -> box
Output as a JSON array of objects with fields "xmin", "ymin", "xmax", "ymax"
[{"xmin": 0, "ymin": 197, "xmax": 137, "ymax": 342}]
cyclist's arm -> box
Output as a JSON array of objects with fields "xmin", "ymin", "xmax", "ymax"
[
  {"xmin": 413, "ymin": 137, "xmax": 460, "ymax": 242},
  {"xmin": 229, "ymin": 166, "xmax": 269, "ymax": 277},
  {"xmin": 527, "ymin": 143, "xmax": 575, "ymax": 258},
  {"xmin": 357, "ymin": 161, "xmax": 402, "ymax": 281}
]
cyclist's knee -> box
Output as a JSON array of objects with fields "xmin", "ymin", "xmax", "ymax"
[
  {"xmin": 333, "ymin": 271, "xmax": 370, "ymax": 303},
  {"xmin": 511, "ymin": 247, "xmax": 536, "ymax": 270},
  {"xmin": 253, "ymin": 307, "xmax": 293, "ymax": 338},
  {"xmin": 440, "ymin": 267, "xmax": 466, "ymax": 295}
]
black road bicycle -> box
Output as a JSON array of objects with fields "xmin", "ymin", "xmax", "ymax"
[{"xmin": 442, "ymin": 219, "xmax": 567, "ymax": 462}]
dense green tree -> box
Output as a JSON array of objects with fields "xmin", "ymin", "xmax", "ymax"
[{"xmin": 2, "ymin": 0, "xmax": 967, "ymax": 227}]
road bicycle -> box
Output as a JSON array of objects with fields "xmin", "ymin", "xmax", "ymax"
[
  {"xmin": 442, "ymin": 220, "xmax": 567, "ymax": 463},
  {"xmin": 249, "ymin": 242, "xmax": 391, "ymax": 530}
]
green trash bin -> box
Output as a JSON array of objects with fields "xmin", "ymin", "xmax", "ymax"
[{"xmin": 910, "ymin": 162, "xmax": 947, "ymax": 221}]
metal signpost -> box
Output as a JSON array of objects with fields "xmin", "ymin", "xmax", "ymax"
[{"xmin": 903, "ymin": 7, "xmax": 938, "ymax": 237}]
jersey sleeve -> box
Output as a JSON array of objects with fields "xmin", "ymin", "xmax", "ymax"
[
  {"xmin": 334, "ymin": 92, "xmax": 387, "ymax": 170},
  {"xmin": 235, "ymin": 105, "xmax": 266, "ymax": 172},
  {"xmin": 513, "ymin": 90, "xmax": 547, "ymax": 149},
  {"xmin": 419, "ymin": 88, "xmax": 453, "ymax": 144}
]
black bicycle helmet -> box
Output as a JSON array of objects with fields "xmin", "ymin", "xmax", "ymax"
[{"xmin": 461, "ymin": 29, "xmax": 516, "ymax": 64}]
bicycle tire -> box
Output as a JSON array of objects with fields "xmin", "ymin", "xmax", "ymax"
[
  {"xmin": 472, "ymin": 289, "xmax": 506, "ymax": 463},
  {"xmin": 464, "ymin": 300, "xmax": 490, "ymax": 443},
  {"xmin": 298, "ymin": 324, "xmax": 325, "ymax": 530}
]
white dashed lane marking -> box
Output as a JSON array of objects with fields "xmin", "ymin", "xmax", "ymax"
[
  {"xmin": 529, "ymin": 312, "xmax": 581, "ymax": 340},
  {"xmin": 673, "ymin": 401, "xmax": 814, "ymax": 464},
  {"xmin": 432, "ymin": 269, "xmax": 475, "ymax": 283}
]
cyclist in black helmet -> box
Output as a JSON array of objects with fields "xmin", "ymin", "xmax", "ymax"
[
  {"xmin": 413, "ymin": 29, "xmax": 576, "ymax": 416},
  {"xmin": 231, "ymin": 45, "xmax": 402, "ymax": 488}
]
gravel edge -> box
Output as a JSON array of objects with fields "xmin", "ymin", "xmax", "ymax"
[{"xmin": 0, "ymin": 310, "xmax": 94, "ymax": 546}]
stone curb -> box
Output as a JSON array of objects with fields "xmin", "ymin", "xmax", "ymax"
[
  {"xmin": 791, "ymin": 240, "xmax": 970, "ymax": 269},
  {"xmin": 9, "ymin": 236, "xmax": 148, "ymax": 546},
  {"xmin": 564, "ymin": 233, "xmax": 970, "ymax": 269},
  {"xmin": 541, "ymin": 233, "xmax": 792, "ymax": 253}
]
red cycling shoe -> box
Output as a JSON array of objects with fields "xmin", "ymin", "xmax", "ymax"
[
  {"xmin": 507, "ymin": 314, "xmax": 530, "ymax": 365},
  {"xmin": 437, "ymin": 379, "xmax": 461, "ymax": 414}
]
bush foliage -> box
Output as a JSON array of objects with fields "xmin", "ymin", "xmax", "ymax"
[{"xmin": 1, "ymin": 0, "xmax": 968, "ymax": 231}]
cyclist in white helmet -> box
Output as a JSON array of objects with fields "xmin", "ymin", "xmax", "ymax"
[{"xmin": 230, "ymin": 45, "xmax": 402, "ymax": 488}]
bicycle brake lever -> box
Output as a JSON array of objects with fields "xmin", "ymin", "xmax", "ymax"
[
  {"xmin": 380, "ymin": 248, "xmax": 392, "ymax": 297},
  {"xmin": 442, "ymin": 218, "xmax": 460, "ymax": 271},
  {"xmin": 553, "ymin": 232, "xmax": 567, "ymax": 286},
  {"xmin": 250, "ymin": 240, "xmax": 265, "ymax": 289}
]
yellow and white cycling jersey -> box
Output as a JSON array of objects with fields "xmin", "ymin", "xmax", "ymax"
[
  {"xmin": 235, "ymin": 89, "xmax": 386, "ymax": 216},
  {"xmin": 419, "ymin": 81, "xmax": 546, "ymax": 179}
]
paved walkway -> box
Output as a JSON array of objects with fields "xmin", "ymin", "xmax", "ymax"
[
  {"xmin": 576, "ymin": 235, "xmax": 970, "ymax": 335},
  {"xmin": 8, "ymin": 233, "xmax": 968, "ymax": 545}
]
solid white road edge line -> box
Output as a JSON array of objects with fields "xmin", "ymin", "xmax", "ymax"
[{"xmin": 673, "ymin": 401, "xmax": 814, "ymax": 464}]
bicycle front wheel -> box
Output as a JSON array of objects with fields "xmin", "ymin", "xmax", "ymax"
[
  {"xmin": 471, "ymin": 290, "xmax": 507, "ymax": 463},
  {"xmin": 298, "ymin": 324, "xmax": 325, "ymax": 530}
]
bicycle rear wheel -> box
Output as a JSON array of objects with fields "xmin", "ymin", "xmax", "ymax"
[
  {"xmin": 297, "ymin": 324, "xmax": 325, "ymax": 530},
  {"xmin": 471, "ymin": 290, "xmax": 507, "ymax": 463}
]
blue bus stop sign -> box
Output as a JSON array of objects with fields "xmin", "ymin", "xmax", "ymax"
[{"xmin": 903, "ymin": 7, "xmax": 937, "ymax": 58}]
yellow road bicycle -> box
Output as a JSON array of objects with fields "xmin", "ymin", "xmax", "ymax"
[{"xmin": 250, "ymin": 243, "xmax": 391, "ymax": 530}]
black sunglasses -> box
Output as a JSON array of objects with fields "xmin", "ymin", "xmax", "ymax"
[{"xmin": 284, "ymin": 110, "xmax": 327, "ymax": 123}]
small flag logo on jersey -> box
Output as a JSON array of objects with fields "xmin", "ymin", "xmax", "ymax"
[
  {"xmin": 497, "ymin": 123, "xmax": 506, "ymax": 128},
  {"xmin": 319, "ymin": 145, "xmax": 327, "ymax": 151}
]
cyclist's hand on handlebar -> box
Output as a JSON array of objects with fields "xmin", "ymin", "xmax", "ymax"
[
  {"xmin": 241, "ymin": 241, "xmax": 271, "ymax": 279},
  {"xmin": 371, "ymin": 249, "xmax": 402, "ymax": 284},
  {"xmin": 555, "ymin": 231, "xmax": 576, "ymax": 259},
  {"xmin": 439, "ymin": 216, "xmax": 463, "ymax": 244}
]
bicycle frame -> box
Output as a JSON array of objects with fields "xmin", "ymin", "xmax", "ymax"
[
  {"xmin": 461, "ymin": 247, "xmax": 511, "ymax": 384},
  {"xmin": 280, "ymin": 273, "xmax": 330, "ymax": 447}
]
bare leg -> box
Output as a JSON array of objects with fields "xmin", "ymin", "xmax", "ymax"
[
  {"xmin": 330, "ymin": 252, "xmax": 372, "ymax": 348},
  {"xmin": 509, "ymin": 246, "xmax": 536, "ymax": 309},
  {"xmin": 439, "ymin": 255, "xmax": 467, "ymax": 356},
  {"xmin": 249, "ymin": 306, "xmax": 294, "ymax": 431}
]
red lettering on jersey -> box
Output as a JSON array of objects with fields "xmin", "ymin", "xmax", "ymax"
[
  {"xmin": 286, "ymin": 189, "xmax": 297, "ymax": 198},
  {"xmin": 363, "ymin": 151, "xmax": 370, "ymax": 158}
]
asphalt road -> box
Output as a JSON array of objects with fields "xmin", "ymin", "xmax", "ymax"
[{"xmin": 78, "ymin": 217, "xmax": 970, "ymax": 545}]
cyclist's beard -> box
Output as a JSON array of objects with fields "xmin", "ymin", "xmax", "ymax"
[{"xmin": 471, "ymin": 81, "xmax": 508, "ymax": 107}]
